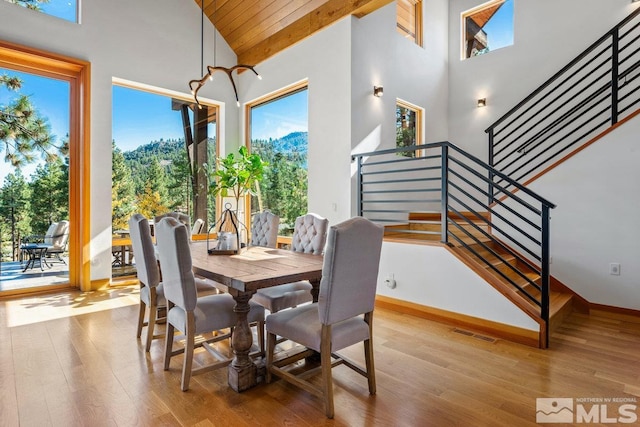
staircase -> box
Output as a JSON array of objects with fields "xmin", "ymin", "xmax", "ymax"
[{"xmin": 352, "ymin": 9, "xmax": 640, "ymax": 349}]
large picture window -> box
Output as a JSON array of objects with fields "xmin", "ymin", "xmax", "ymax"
[
  {"xmin": 248, "ymin": 84, "xmax": 308, "ymax": 235},
  {"xmin": 3, "ymin": 0, "xmax": 78, "ymax": 22}
]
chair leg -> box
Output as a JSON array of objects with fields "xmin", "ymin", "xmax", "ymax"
[
  {"xmin": 257, "ymin": 320, "xmax": 265, "ymax": 356},
  {"xmin": 321, "ymin": 325, "xmax": 334, "ymax": 419},
  {"xmin": 364, "ymin": 338, "xmax": 376, "ymax": 395},
  {"xmin": 145, "ymin": 301, "xmax": 157, "ymax": 352},
  {"xmin": 265, "ymin": 331, "xmax": 276, "ymax": 383},
  {"xmin": 136, "ymin": 301, "xmax": 146, "ymax": 338},
  {"xmin": 181, "ymin": 312, "xmax": 196, "ymax": 391},
  {"xmin": 163, "ymin": 322, "xmax": 175, "ymax": 371},
  {"xmin": 364, "ymin": 312, "xmax": 376, "ymax": 395}
]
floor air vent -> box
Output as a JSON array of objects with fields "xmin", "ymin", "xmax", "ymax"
[{"xmin": 452, "ymin": 328, "xmax": 497, "ymax": 343}]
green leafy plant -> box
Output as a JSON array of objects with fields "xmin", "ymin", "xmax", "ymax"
[{"xmin": 208, "ymin": 146, "xmax": 267, "ymax": 215}]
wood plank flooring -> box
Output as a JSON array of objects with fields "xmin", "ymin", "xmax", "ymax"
[{"xmin": 1, "ymin": 285, "xmax": 639, "ymax": 426}]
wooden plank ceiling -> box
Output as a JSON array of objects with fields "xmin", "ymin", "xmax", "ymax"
[{"xmin": 195, "ymin": 0, "xmax": 394, "ymax": 65}]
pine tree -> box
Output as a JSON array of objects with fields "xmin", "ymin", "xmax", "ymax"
[
  {"xmin": 111, "ymin": 141, "xmax": 136, "ymax": 230},
  {"xmin": 0, "ymin": 171, "xmax": 32, "ymax": 261},
  {"xmin": 0, "ymin": 72, "xmax": 62, "ymax": 168},
  {"xmin": 28, "ymin": 158, "xmax": 68, "ymax": 233}
]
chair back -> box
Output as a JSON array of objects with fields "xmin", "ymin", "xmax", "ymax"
[
  {"xmin": 155, "ymin": 217, "xmax": 197, "ymax": 311},
  {"xmin": 318, "ymin": 217, "xmax": 384, "ymax": 325},
  {"xmin": 191, "ymin": 218, "xmax": 205, "ymax": 235},
  {"xmin": 43, "ymin": 222, "xmax": 59, "ymax": 245},
  {"xmin": 291, "ymin": 213, "xmax": 329, "ymax": 255},
  {"xmin": 251, "ymin": 211, "xmax": 280, "ymax": 248},
  {"xmin": 50, "ymin": 220, "xmax": 70, "ymax": 249},
  {"xmin": 128, "ymin": 213, "xmax": 160, "ymax": 289}
]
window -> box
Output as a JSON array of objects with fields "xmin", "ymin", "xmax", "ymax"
[
  {"xmin": 112, "ymin": 82, "xmax": 217, "ymax": 277},
  {"xmin": 396, "ymin": 100, "xmax": 423, "ymax": 158},
  {"xmin": 4, "ymin": 0, "xmax": 78, "ymax": 22},
  {"xmin": 248, "ymin": 83, "xmax": 308, "ymax": 235},
  {"xmin": 462, "ymin": 0, "xmax": 513, "ymax": 59},
  {"xmin": 397, "ymin": 0, "xmax": 423, "ymax": 45}
]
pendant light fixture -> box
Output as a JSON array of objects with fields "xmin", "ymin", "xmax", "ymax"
[{"xmin": 189, "ymin": 0, "xmax": 261, "ymax": 108}]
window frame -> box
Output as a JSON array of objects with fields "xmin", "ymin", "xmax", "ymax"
[
  {"xmin": 397, "ymin": 0, "xmax": 423, "ymax": 46},
  {"xmin": 396, "ymin": 99, "xmax": 424, "ymax": 158},
  {"xmin": 244, "ymin": 80, "xmax": 309, "ymax": 232},
  {"xmin": 461, "ymin": 0, "xmax": 512, "ymax": 60}
]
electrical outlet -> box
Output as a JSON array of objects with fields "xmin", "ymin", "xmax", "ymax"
[
  {"xmin": 384, "ymin": 273, "xmax": 396, "ymax": 289},
  {"xmin": 610, "ymin": 263, "xmax": 621, "ymax": 276}
]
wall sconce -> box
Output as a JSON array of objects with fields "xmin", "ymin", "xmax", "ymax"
[
  {"xmin": 373, "ymin": 86, "xmax": 384, "ymax": 97},
  {"xmin": 477, "ymin": 98, "xmax": 487, "ymax": 108}
]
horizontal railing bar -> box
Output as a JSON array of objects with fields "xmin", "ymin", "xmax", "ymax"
[
  {"xmin": 619, "ymin": 19, "xmax": 640, "ymax": 44},
  {"xmin": 361, "ymin": 166, "xmax": 441, "ymax": 176},
  {"xmin": 361, "ymin": 155, "xmax": 440, "ymax": 167},
  {"xmin": 385, "ymin": 229, "xmax": 440, "ymax": 236},
  {"xmin": 619, "ymin": 94, "xmax": 640, "ymax": 114},
  {"xmin": 361, "ymin": 209, "xmax": 413, "ymax": 213},
  {"xmin": 448, "ymin": 186, "xmax": 541, "ymax": 247},
  {"xmin": 368, "ymin": 218, "xmax": 409, "ymax": 223},
  {"xmin": 363, "ymin": 199, "xmax": 440, "ymax": 204},
  {"xmin": 495, "ymin": 100, "xmax": 610, "ymax": 181},
  {"xmin": 363, "ymin": 177, "xmax": 440, "ymax": 185},
  {"xmin": 447, "ymin": 145, "xmax": 556, "ymax": 209},
  {"xmin": 493, "ymin": 62, "xmax": 612, "ymax": 156},
  {"xmin": 486, "ymin": 6, "xmax": 640, "ymax": 132},
  {"xmin": 362, "ymin": 188, "xmax": 440, "ymax": 194},
  {"xmin": 448, "ymin": 196, "xmax": 542, "ymax": 261},
  {"xmin": 448, "ymin": 156, "xmax": 543, "ymax": 214},
  {"xmin": 352, "ymin": 141, "xmax": 443, "ymax": 160},
  {"xmin": 492, "ymin": 48, "xmax": 612, "ymax": 142},
  {"xmin": 511, "ymin": 116, "xmax": 611, "ymax": 184},
  {"xmin": 512, "ymin": 84, "xmax": 611, "ymax": 154},
  {"xmin": 446, "ymin": 220, "xmax": 542, "ymax": 303},
  {"xmin": 448, "ymin": 168, "xmax": 541, "ymax": 231}
]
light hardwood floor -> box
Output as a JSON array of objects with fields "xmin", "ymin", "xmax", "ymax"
[{"xmin": 1, "ymin": 285, "xmax": 639, "ymax": 426}]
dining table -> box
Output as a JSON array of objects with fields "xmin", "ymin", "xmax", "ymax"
[{"xmin": 189, "ymin": 241, "xmax": 324, "ymax": 392}]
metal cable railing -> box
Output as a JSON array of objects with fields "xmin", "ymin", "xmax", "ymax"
[
  {"xmin": 486, "ymin": 8, "xmax": 640, "ymax": 197},
  {"xmin": 352, "ymin": 142, "xmax": 556, "ymax": 345}
]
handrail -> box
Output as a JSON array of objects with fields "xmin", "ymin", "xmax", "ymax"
[
  {"xmin": 486, "ymin": 8, "xmax": 640, "ymax": 195},
  {"xmin": 352, "ymin": 141, "xmax": 555, "ymax": 347}
]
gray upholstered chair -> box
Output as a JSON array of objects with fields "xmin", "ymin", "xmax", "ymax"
[
  {"xmin": 265, "ymin": 217, "xmax": 384, "ymax": 418},
  {"xmin": 129, "ymin": 213, "xmax": 218, "ymax": 352},
  {"xmin": 155, "ymin": 217, "xmax": 266, "ymax": 391},
  {"xmin": 250, "ymin": 210, "xmax": 280, "ymax": 248},
  {"xmin": 252, "ymin": 213, "xmax": 328, "ymax": 313},
  {"xmin": 154, "ymin": 211, "xmax": 191, "ymax": 238}
]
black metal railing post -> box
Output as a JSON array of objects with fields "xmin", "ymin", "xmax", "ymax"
[
  {"xmin": 612, "ymin": 28, "xmax": 620, "ymax": 126},
  {"xmin": 541, "ymin": 204, "xmax": 551, "ymax": 347},
  {"xmin": 356, "ymin": 156, "xmax": 363, "ymax": 216},
  {"xmin": 441, "ymin": 143, "xmax": 449, "ymax": 243},
  {"xmin": 488, "ymin": 129, "xmax": 495, "ymax": 205}
]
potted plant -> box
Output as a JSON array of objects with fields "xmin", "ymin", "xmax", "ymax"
[{"xmin": 207, "ymin": 146, "xmax": 267, "ymax": 252}]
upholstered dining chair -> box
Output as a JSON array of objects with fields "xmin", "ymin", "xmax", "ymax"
[
  {"xmin": 252, "ymin": 212, "xmax": 328, "ymax": 313},
  {"xmin": 155, "ymin": 217, "xmax": 266, "ymax": 391},
  {"xmin": 265, "ymin": 217, "xmax": 384, "ymax": 418},
  {"xmin": 250, "ymin": 210, "xmax": 280, "ymax": 248},
  {"xmin": 129, "ymin": 213, "xmax": 218, "ymax": 352},
  {"xmin": 154, "ymin": 211, "xmax": 190, "ymax": 238}
]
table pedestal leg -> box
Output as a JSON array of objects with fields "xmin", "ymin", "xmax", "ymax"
[
  {"xmin": 310, "ymin": 278, "xmax": 321, "ymax": 303},
  {"xmin": 228, "ymin": 290, "xmax": 256, "ymax": 392}
]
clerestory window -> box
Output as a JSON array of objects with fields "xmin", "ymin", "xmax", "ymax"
[
  {"xmin": 397, "ymin": 0, "xmax": 423, "ymax": 46},
  {"xmin": 462, "ymin": 0, "xmax": 513, "ymax": 59}
]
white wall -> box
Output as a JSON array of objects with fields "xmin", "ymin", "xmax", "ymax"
[
  {"xmin": 378, "ymin": 242, "xmax": 539, "ymax": 330},
  {"xmin": 527, "ymin": 117, "xmax": 640, "ymax": 310},
  {"xmin": 239, "ymin": 19, "xmax": 353, "ymax": 227},
  {"xmin": 0, "ymin": 0, "xmax": 239, "ymax": 282},
  {"xmin": 447, "ymin": 0, "xmax": 636, "ymax": 160}
]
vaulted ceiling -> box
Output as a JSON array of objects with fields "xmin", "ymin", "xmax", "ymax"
[{"xmin": 195, "ymin": 0, "xmax": 394, "ymax": 66}]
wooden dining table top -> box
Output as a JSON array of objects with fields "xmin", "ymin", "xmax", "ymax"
[{"xmin": 189, "ymin": 241, "xmax": 324, "ymax": 293}]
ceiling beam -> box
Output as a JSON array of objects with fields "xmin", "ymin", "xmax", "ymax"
[{"xmin": 237, "ymin": 0, "xmax": 394, "ymax": 65}]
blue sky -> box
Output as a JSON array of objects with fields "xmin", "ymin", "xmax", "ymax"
[
  {"xmin": 0, "ymin": 68, "xmax": 70, "ymax": 183},
  {"xmin": 4, "ymin": 0, "xmax": 77, "ymax": 22},
  {"xmin": 250, "ymin": 89, "xmax": 308, "ymax": 141},
  {"xmin": 483, "ymin": 0, "xmax": 514, "ymax": 52}
]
